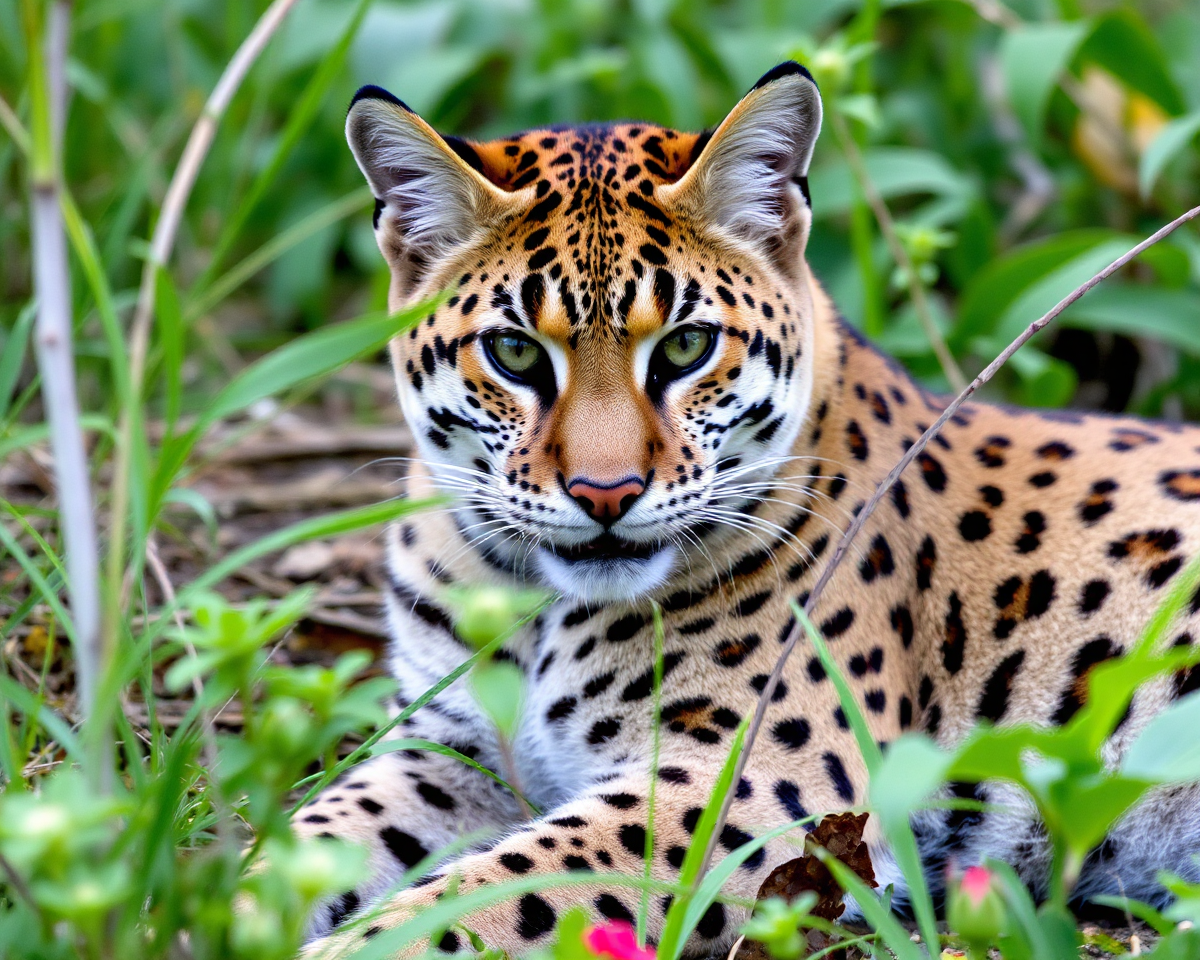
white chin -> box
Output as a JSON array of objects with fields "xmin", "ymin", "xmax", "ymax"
[{"xmin": 533, "ymin": 545, "xmax": 679, "ymax": 603}]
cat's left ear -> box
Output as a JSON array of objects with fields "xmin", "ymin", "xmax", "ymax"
[{"xmin": 660, "ymin": 62, "xmax": 822, "ymax": 278}]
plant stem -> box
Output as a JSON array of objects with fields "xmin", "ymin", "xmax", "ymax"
[
  {"xmin": 25, "ymin": 0, "xmax": 104, "ymax": 777},
  {"xmin": 700, "ymin": 202, "xmax": 1200, "ymax": 882},
  {"xmin": 830, "ymin": 108, "xmax": 968, "ymax": 392}
]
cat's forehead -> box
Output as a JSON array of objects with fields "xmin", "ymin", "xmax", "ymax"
[
  {"xmin": 451, "ymin": 122, "xmax": 736, "ymax": 341},
  {"xmin": 457, "ymin": 121, "xmax": 707, "ymax": 192}
]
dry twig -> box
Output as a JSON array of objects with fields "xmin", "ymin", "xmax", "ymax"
[
  {"xmin": 701, "ymin": 203, "xmax": 1200, "ymax": 875},
  {"xmin": 105, "ymin": 0, "xmax": 302, "ymax": 652}
]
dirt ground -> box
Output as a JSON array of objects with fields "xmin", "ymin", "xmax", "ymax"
[{"xmin": 0, "ymin": 364, "xmax": 409, "ymax": 735}]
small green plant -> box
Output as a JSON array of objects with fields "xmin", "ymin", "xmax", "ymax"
[
  {"xmin": 741, "ymin": 895, "xmax": 818, "ymax": 960},
  {"xmin": 0, "ymin": 589, "xmax": 389, "ymax": 959}
]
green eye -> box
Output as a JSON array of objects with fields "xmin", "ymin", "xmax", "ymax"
[
  {"xmin": 661, "ymin": 327, "xmax": 713, "ymax": 370},
  {"xmin": 488, "ymin": 333, "xmax": 545, "ymax": 377}
]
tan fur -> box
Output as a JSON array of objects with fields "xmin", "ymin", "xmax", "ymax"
[{"xmin": 300, "ymin": 71, "xmax": 1200, "ymax": 958}]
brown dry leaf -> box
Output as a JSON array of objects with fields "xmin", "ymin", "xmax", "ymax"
[
  {"xmin": 736, "ymin": 813, "xmax": 877, "ymax": 960},
  {"xmin": 756, "ymin": 811, "xmax": 876, "ymax": 922}
]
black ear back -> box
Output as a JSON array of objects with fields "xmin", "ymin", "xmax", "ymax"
[
  {"xmin": 348, "ymin": 84, "xmax": 413, "ymax": 114},
  {"xmin": 752, "ymin": 60, "xmax": 818, "ymax": 91}
]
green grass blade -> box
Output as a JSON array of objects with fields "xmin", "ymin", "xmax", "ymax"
[
  {"xmin": 0, "ymin": 300, "xmax": 36, "ymax": 420},
  {"xmin": 149, "ymin": 294, "xmax": 441, "ymax": 520},
  {"xmin": 793, "ymin": 602, "xmax": 940, "ymax": 954},
  {"xmin": 0, "ymin": 414, "xmax": 110, "ymax": 462},
  {"xmin": 792, "ymin": 602, "xmax": 880, "ymax": 775},
  {"xmin": 0, "ymin": 517, "xmax": 76, "ymax": 644},
  {"xmin": 0, "ymin": 675, "xmax": 81, "ymax": 759},
  {"xmin": 60, "ymin": 189, "xmax": 131, "ymax": 403},
  {"xmin": 186, "ymin": 187, "xmax": 373, "ymax": 322},
  {"xmin": 343, "ymin": 872, "xmax": 679, "ymax": 960},
  {"xmin": 814, "ymin": 847, "xmax": 925, "ymax": 960},
  {"xmin": 155, "ymin": 265, "xmax": 185, "ymax": 431},
  {"xmin": 680, "ymin": 816, "xmax": 818, "ymax": 948},
  {"xmin": 191, "ymin": 0, "xmax": 374, "ymax": 292},
  {"xmin": 638, "ymin": 602, "xmax": 666, "ymax": 944},
  {"xmin": 204, "ymin": 301, "xmax": 439, "ymax": 425},
  {"xmin": 659, "ymin": 716, "xmax": 749, "ymax": 960},
  {"xmin": 175, "ymin": 496, "xmax": 445, "ymax": 626}
]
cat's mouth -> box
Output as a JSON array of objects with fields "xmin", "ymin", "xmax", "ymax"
[
  {"xmin": 535, "ymin": 535, "xmax": 679, "ymax": 602},
  {"xmin": 544, "ymin": 533, "xmax": 661, "ymax": 564}
]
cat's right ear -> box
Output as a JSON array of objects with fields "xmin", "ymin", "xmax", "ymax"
[{"xmin": 346, "ymin": 86, "xmax": 521, "ymax": 294}]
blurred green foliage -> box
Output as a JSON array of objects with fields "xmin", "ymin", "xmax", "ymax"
[{"xmin": 2, "ymin": 0, "xmax": 1200, "ymax": 425}]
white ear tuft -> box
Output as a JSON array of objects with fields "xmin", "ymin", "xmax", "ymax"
[
  {"xmin": 345, "ymin": 87, "xmax": 511, "ymax": 290},
  {"xmin": 664, "ymin": 63, "xmax": 822, "ymax": 274}
]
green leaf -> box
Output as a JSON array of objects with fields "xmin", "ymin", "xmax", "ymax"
[
  {"xmin": 1037, "ymin": 770, "xmax": 1149, "ymax": 854},
  {"xmin": 1001, "ymin": 21, "xmax": 1090, "ymax": 145},
  {"xmin": 1140, "ymin": 110, "xmax": 1200, "ymax": 197},
  {"xmin": 992, "ymin": 238, "xmax": 1134, "ymax": 343},
  {"xmin": 952, "ymin": 229, "xmax": 1119, "ymax": 345},
  {"xmin": 808, "ymin": 147, "xmax": 974, "ymax": 219},
  {"xmin": 870, "ymin": 734, "xmax": 951, "ymax": 831},
  {"xmin": 1077, "ymin": 9, "xmax": 1185, "ymax": 116},
  {"xmin": 469, "ymin": 661, "xmax": 525, "ymax": 739},
  {"xmin": 1003, "ymin": 344, "xmax": 1077, "ymax": 409},
  {"xmin": 1122, "ymin": 692, "xmax": 1200, "ymax": 783},
  {"xmin": 1063, "ymin": 284, "xmax": 1200, "ymax": 354}
]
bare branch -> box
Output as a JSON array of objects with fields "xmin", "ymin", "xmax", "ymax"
[
  {"xmin": 701, "ymin": 203, "xmax": 1200, "ymax": 875},
  {"xmin": 128, "ymin": 0, "xmax": 302, "ymax": 385},
  {"xmin": 105, "ymin": 0, "xmax": 302, "ymax": 650}
]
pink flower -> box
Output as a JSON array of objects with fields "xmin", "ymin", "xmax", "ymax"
[
  {"xmin": 959, "ymin": 865, "xmax": 993, "ymax": 907},
  {"xmin": 584, "ymin": 921, "xmax": 656, "ymax": 960}
]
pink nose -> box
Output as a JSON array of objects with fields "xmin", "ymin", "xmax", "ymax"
[{"xmin": 566, "ymin": 476, "xmax": 646, "ymax": 523}]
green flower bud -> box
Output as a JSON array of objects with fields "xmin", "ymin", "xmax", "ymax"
[
  {"xmin": 947, "ymin": 866, "xmax": 1005, "ymax": 951},
  {"xmin": 456, "ymin": 587, "xmax": 520, "ymax": 648}
]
